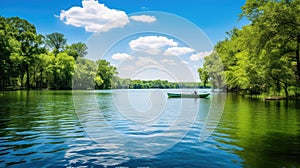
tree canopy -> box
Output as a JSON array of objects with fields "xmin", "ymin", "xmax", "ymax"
[
  {"xmin": 45, "ymin": 32, "xmax": 67, "ymax": 56},
  {"xmin": 1, "ymin": 0, "xmax": 299, "ymax": 96},
  {"xmin": 201, "ymin": 0, "xmax": 300, "ymax": 97},
  {"xmin": 0, "ymin": 17, "xmax": 89, "ymax": 90}
]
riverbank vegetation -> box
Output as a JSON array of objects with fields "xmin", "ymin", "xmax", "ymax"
[
  {"xmin": 199, "ymin": 0, "xmax": 300, "ymax": 98},
  {"xmin": 0, "ymin": 17, "xmax": 87, "ymax": 90},
  {"xmin": 1, "ymin": 0, "xmax": 299, "ymax": 97},
  {"xmin": 0, "ymin": 16, "xmax": 210, "ymax": 91},
  {"xmin": 111, "ymin": 78, "xmax": 208, "ymax": 89}
]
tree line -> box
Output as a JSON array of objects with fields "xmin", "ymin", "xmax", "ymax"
[
  {"xmin": 5, "ymin": 0, "xmax": 298, "ymax": 96},
  {"xmin": 199, "ymin": 0, "xmax": 300, "ymax": 97},
  {"xmin": 111, "ymin": 78, "xmax": 209, "ymax": 89},
  {"xmin": 0, "ymin": 17, "xmax": 88, "ymax": 90},
  {"xmin": 0, "ymin": 16, "xmax": 209, "ymax": 91},
  {"xmin": 0, "ymin": 16, "xmax": 119, "ymax": 90}
]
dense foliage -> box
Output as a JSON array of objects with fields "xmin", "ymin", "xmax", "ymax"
[
  {"xmin": 112, "ymin": 78, "xmax": 207, "ymax": 89},
  {"xmin": 2, "ymin": 0, "xmax": 299, "ymax": 96},
  {"xmin": 201, "ymin": 0, "xmax": 300, "ymax": 97},
  {"xmin": 0, "ymin": 16, "xmax": 211, "ymax": 91},
  {"xmin": 0, "ymin": 17, "xmax": 89, "ymax": 90}
]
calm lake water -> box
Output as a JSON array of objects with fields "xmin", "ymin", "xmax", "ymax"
[{"xmin": 0, "ymin": 90, "xmax": 299, "ymax": 167}]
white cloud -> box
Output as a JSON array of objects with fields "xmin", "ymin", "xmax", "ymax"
[
  {"xmin": 129, "ymin": 15, "xmax": 156, "ymax": 23},
  {"xmin": 112, "ymin": 53, "xmax": 133, "ymax": 60},
  {"xmin": 135, "ymin": 57, "xmax": 162, "ymax": 67},
  {"xmin": 190, "ymin": 51, "xmax": 212, "ymax": 61},
  {"xmin": 129, "ymin": 36, "xmax": 178, "ymax": 55},
  {"xmin": 119, "ymin": 66, "xmax": 135, "ymax": 71},
  {"xmin": 59, "ymin": 0, "xmax": 129, "ymax": 33},
  {"xmin": 181, "ymin": 60, "xmax": 189, "ymax": 64},
  {"xmin": 164, "ymin": 47, "xmax": 195, "ymax": 56},
  {"xmin": 160, "ymin": 59, "xmax": 177, "ymax": 65}
]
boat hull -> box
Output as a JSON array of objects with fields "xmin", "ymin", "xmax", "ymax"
[{"xmin": 167, "ymin": 93, "xmax": 210, "ymax": 98}]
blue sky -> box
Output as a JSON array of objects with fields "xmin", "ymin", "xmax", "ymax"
[
  {"xmin": 0, "ymin": 0, "xmax": 248, "ymax": 82},
  {"xmin": 0, "ymin": 0, "xmax": 248, "ymax": 44}
]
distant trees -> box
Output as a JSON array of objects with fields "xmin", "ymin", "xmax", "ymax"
[
  {"xmin": 111, "ymin": 78, "xmax": 205, "ymax": 89},
  {"xmin": 200, "ymin": 0, "xmax": 300, "ymax": 97}
]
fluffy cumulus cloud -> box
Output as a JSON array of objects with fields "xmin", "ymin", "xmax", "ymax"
[
  {"xmin": 129, "ymin": 15, "xmax": 156, "ymax": 23},
  {"xmin": 190, "ymin": 51, "xmax": 212, "ymax": 61},
  {"xmin": 112, "ymin": 53, "xmax": 133, "ymax": 60},
  {"xmin": 59, "ymin": 0, "xmax": 129, "ymax": 33},
  {"xmin": 181, "ymin": 60, "xmax": 189, "ymax": 65},
  {"xmin": 129, "ymin": 36, "xmax": 178, "ymax": 55},
  {"xmin": 135, "ymin": 57, "xmax": 162, "ymax": 67},
  {"xmin": 164, "ymin": 47, "xmax": 195, "ymax": 56},
  {"xmin": 160, "ymin": 59, "xmax": 176, "ymax": 65},
  {"xmin": 119, "ymin": 66, "xmax": 136, "ymax": 71}
]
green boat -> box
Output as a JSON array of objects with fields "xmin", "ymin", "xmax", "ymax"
[{"xmin": 167, "ymin": 92, "xmax": 210, "ymax": 98}]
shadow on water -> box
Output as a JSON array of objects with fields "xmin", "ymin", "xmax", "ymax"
[
  {"xmin": 264, "ymin": 99, "xmax": 300, "ymax": 109},
  {"xmin": 239, "ymin": 132, "xmax": 300, "ymax": 167}
]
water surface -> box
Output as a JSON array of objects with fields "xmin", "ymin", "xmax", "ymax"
[{"xmin": 0, "ymin": 90, "xmax": 299, "ymax": 167}]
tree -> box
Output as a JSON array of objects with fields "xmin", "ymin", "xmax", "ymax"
[
  {"xmin": 66, "ymin": 42, "xmax": 88, "ymax": 60},
  {"xmin": 198, "ymin": 68, "xmax": 209, "ymax": 88},
  {"xmin": 242, "ymin": 1, "xmax": 299, "ymax": 81},
  {"xmin": 5, "ymin": 17, "xmax": 44, "ymax": 89},
  {"xmin": 240, "ymin": 0, "xmax": 300, "ymax": 96},
  {"xmin": 45, "ymin": 32, "xmax": 67, "ymax": 56},
  {"xmin": 95, "ymin": 60, "xmax": 117, "ymax": 89},
  {"xmin": 201, "ymin": 0, "xmax": 300, "ymax": 97},
  {"xmin": 0, "ymin": 16, "xmax": 91, "ymax": 90},
  {"xmin": 73, "ymin": 58, "xmax": 97, "ymax": 89},
  {"xmin": 0, "ymin": 16, "xmax": 15, "ymax": 90},
  {"xmin": 53, "ymin": 53, "xmax": 76, "ymax": 89},
  {"xmin": 203, "ymin": 52, "xmax": 226, "ymax": 90}
]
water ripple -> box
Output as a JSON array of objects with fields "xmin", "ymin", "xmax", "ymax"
[{"xmin": 0, "ymin": 90, "xmax": 299, "ymax": 167}]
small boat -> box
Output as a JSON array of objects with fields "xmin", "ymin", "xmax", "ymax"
[
  {"xmin": 167, "ymin": 92, "xmax": 210, "ymax": 98},
  {"xmin": 264, "ymin": 96, "xmax": 286, "ymax": 100}
]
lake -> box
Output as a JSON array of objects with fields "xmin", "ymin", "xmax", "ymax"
[{"xmin": 0, "ymin": 90, "xmax": 299, "ymax": 167}]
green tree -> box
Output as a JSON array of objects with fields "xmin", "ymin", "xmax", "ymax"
[
  {"xmin": 198, "ymin": 68, "xmax": 209, "ymax": 88},
  {"xmin": 202, "ymin": 0, "xmax": 300, "ymax": 97},
  {"xmin": 41, "ymin": 52, "xmax": 75, "ymax": 89},
  {"xmin": 51, "ymin": 53, "xmax": 76, "ymax": 89},
  {"xmin": 95, "ymin": 60, "xmax": 117, "ymax": 89},
  {"xmin": 66, "ymin": 42, "xmax": 88, "ymax": 60},
  {"xmin": 45, "ymin": 32, "xmax": 67, "ymax": 56},
  {"xmin": 31, "ymin": 53, "xmax": 48, "ymax": 89},
  {"xmin": 73, "ymin": 58, "xmax": 97, "ymax": 89},
  {"xmin": 42, "ymin": 53, "xmax": 56, "ymax": 89},
  {"xmin": 241, "ymin": 0, "xmax": 300, "ymax": 96},
  {"xmin": 0, "ymin": 16, "xmax": 17, "ymax": 89},
  {"xmin": 203, "ymin": 52, "xmax": 226, "ymax": 90},
  {"xmin": 5, "ymin": 17, "xmax": 44, "ymax": 89}
]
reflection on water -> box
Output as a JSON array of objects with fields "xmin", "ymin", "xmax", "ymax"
[
  {"xmin": 215, "ymin": 95, "xmax": 300, "ymax": 167},
  {"xmin": 0, "ymin": 90, "xmax": 299, "ymax": 167},
  {"xmin": 73, "ymin": 89, "xmax": 209, "ymax": 162},
  {"xmin": 0, "ymin": 91, "xmax": 84, "ymax": 167}
]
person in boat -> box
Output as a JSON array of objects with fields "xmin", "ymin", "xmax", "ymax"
[{"xmin": 194, "ymin": 90, "xmax": 197, "ymax": 95}]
